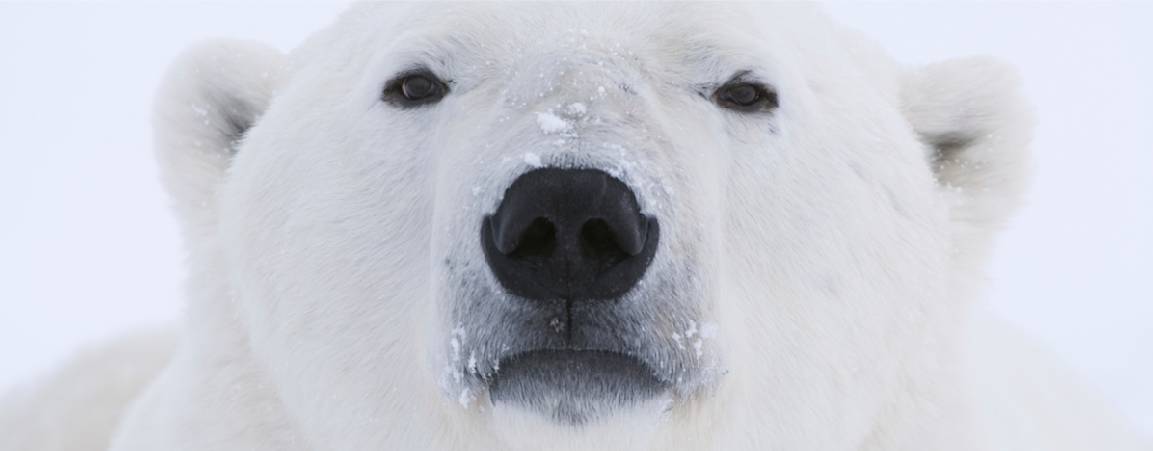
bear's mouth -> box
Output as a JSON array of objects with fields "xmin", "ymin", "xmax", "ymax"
[{"xmin": 487, "ymin": 349, "xmax": 669, "ymax": 424}]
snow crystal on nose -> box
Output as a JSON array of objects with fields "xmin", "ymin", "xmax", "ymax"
[
  {"xmin": 565, "ymin": 102, "xmax": 588, "ymax": 116},
  {"xmin": 536, "ymin": 111, "xmax": 571, "ymax": 134}
]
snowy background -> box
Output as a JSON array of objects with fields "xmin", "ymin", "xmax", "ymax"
[{"xmin": 0, "ymin": 0, "xmax": 1149, "ymax": 436}]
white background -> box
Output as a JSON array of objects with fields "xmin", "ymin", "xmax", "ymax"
[{"xmin": 1, "ymin": 0, "xmax": 1149, "ymax": 436}]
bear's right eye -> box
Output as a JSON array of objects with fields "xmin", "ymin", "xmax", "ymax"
[{"xmin": 382, "ymin": 70, "xmax": 449, "ymax": 108}]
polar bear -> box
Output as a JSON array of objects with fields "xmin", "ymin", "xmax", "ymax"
[{"xmin": 1, "ymin": 3, "xmax": 1147, "ymax": 451}]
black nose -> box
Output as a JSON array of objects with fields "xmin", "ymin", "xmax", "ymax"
[{"xmin": 481, "ymin": 168, "xmax": 659, "ymax": 300}]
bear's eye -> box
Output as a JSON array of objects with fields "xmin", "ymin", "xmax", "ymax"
[
  {"xmin": 382, "ymin": 70, "xmax": 449, "ymax": 107},
  {"xmin": 713, "ymin": 81, "xmax": 778, "ymax": 113}
]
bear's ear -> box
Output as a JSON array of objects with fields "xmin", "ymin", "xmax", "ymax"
[
  {"xmin": 901, "ymin": 57, "xmax": 1034, "ymax": 255},
  {"xmin": 153, "ymin": 39, "xmax": 286, "ymax": 237}
]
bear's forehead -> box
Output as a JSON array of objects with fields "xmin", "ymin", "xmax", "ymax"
[
  {"xmin": 366, "ymin": 2, "xmax": 764, "ymax": 39},
  {"xmin": 295, "ymin": 2, "xmax": 832, "ymax": 92},
  {"xmin": 322, "ymin": 2, "xmax": 822, "ymax": 64}
]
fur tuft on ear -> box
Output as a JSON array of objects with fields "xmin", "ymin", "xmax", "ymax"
[
  {"xmin": 901, "ymin": 57, "xmax": 1034, "ymax": 257},
  {"xmin": 153, "ymin": 39, "xmax": 285, "ymax": 239}
]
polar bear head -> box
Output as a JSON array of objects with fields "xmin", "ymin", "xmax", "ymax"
[{"xmin": 154, "ymin": 3, "xmax": 1030, "ymax": 450}]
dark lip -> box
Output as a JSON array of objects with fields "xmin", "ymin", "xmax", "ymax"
[
  {"xmin": 493, "ymin": 348, "xmax": 666, "ymax": 382},
  {"xmin": 486, "ymin": 349, "xmax": 670, "ymax": 424}
]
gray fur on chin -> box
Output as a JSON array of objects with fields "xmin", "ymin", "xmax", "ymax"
[{"xmin": 488, "ymin": 350, "xmax": 668, "ymax": 425}]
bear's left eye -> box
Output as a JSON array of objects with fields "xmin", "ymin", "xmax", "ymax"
[
  {"xmin": 382, "ymin": 70, "xmax": 449, "ymax": 108},
  {"xmin": 713, "ymin": 81, "xmax": 778, "ymax": 113}
]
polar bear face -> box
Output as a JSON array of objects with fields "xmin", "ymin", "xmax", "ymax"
[{"xmin": 157, "ymin": 2, "xmax": 1030, "ymax": 449}]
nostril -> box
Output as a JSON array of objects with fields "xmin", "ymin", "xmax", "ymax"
[
  {"xmin": 580, "ymin": 218, "xmax": 630, "ymax": 267},
  {"xmin": 509, "ymin": 217, "xmax": 557, "ymax": 260}
]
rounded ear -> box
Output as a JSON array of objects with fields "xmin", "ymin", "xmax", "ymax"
[
  {"xmin": 153, "ymin": 39, "xmax": 286, "ymax": 239},
  {"xmin": 901, "ymin": 57, "xmax": 1035, "ymax": 257}
]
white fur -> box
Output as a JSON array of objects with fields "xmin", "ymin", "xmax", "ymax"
[
  {"xmin": 2, "ymin": 3, "xmax": 1148, "ymax": 451},
  {"xmin": 0, "ymin": 330, "xmax": 175, "ymax": 451}
]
